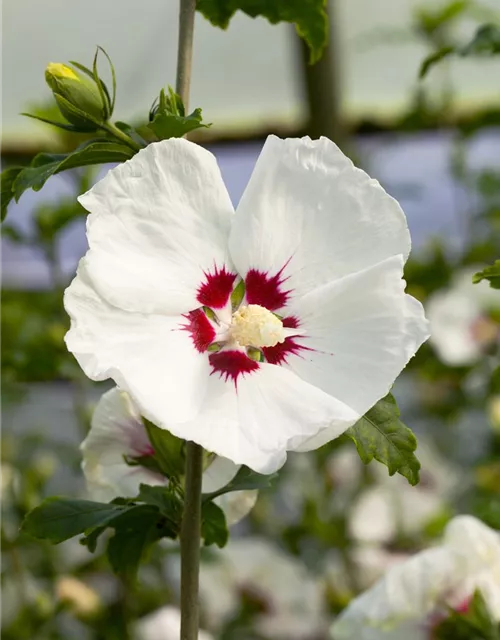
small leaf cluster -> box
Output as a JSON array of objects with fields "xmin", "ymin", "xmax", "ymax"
[
  {"xmin": 473, "ymin": 260, "xmax": 500, "ymax": 289},
  {"xmin": 1, "ymin": 49, "xmax": 210, "ymax": 222},
  {"xmin": 21, "ymin": 422, "xmax": 274, "ymax": 580},
  {"xmin": 420, "ymin": 23, "xmax": 500, "ymax": 78}
]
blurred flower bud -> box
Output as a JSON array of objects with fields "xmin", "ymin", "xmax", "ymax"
[
  {"xmin": 45, "ymin": 62, "xmax": 108, "ymax": 130},
  {"xmin": 56, "ymin": 576, "xmax": 101, "ymax": 617},
  {"xmin": 488, "ymin": 396, "xmax": 500, "ymax": 434}
]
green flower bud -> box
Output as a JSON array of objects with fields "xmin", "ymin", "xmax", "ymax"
[{"xmin": 45, "ymin": 62, "xmax": 108, "ymax": 130}]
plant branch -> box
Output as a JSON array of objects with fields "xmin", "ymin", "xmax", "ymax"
[
  {"xmin": 180, "ymin": 441, "xmax": 204, "ymax": 640},
  {"xmin": 101, "ymin": 122, "xmax": 141, "ymax": 151},
  {"xmin": 176, "ymin": 0, "xmax": 196, "ymax": 109}
]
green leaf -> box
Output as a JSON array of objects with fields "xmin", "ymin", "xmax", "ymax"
[
  {"xmin": 143, "ymin": 419, "xmax": 186, "ymax": 479},
  {"xmin": 197, "ymin": 0, "xmax": 329, "ymax": 63},
  {"xmin": 345, "ymin": 394, "xmax": 421, "ymax": 485},
  {"xmin": 12, "ymin": 140, "xmax": 134, "ymax": 200},
  {"xmin": 419, "ymin": 46, "xmax": 455, "ymax": 78},
  {"xmin": 147, "ymin": 88, "xmax": 210, "ymax": 140},
  {"xmin": 461, "ymin": 24, "xmax": 500, "ymax": 56},
  {"xmin": 21, "ymin": 497, "xmax": 131, "ymax": 544},
  {"xmin": 1, "ymin": 167, "xmax": 23, "ymax": 221},
  {"xmin": 21, "ymin": 112, "xmax": 91, "ymax": 133},
  {"xmin": 106, "ymin": 505, "xmax": 166, "ymax": 581},
  {"xmin": 434, "ymin": 589, "xmax": 500, "ymax": 640},
  {"xmin": 203, "ymin": 465, "xmax": 277, "ymax": 502},
  {"xmin": 201, "ymin": 501, "xmax": 228, "ymax": 548},
  {"xmin": 473, "ymin": 261, "xmax": 500, "ymax": 289},
  {"xmin": 135, "ymin": 484, "xmax": 183, "ymax": 533}
]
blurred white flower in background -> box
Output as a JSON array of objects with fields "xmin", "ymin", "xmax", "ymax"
[
  {"xmin": 65, "ymin": 135, "xmax": 429, "ymax": 474},
  {"xmin": 427, "ymin": 268, "xmax": 500, "ymax": 366},
  {"xmin": 331, "ymin": 515, "xmax": 500, "ymax": 639},
  {"xmin": 134, "ymin": 606, "xmax": 213, "ymax": 640},
  {"xmin": 198, "ymin": 537, "xmax": 327, "ymax": 638},
  {"xmin": 348, "ymin": 441, "xmax": 459, "ymax": 547},
  {"xmin": 81, "ymin": 387, "xmax": 257, "ymax": 525}
]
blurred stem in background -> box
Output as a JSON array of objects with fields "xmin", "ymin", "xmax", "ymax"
[{"xmin": 296, "ymin": 0, "xmax": 345, "ymax": 149}]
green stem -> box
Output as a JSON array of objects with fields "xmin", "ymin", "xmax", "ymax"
[
  {"xmin": 176, "ymin": 0, "xmax": 196, "ymax": 109},
  {"xmin": 177, "ymin": 2, "xmax": 199, "ymax": 637},
  {"xmin": 180, "ymin": 441, "xmax": 204, "ymax": 640},
  {"xmin": 101, "ymin": 122, "xmax": 141, "ymax": 151}
]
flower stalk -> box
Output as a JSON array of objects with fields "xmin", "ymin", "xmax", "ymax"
[
  {"xmin": 175, "ymin": 1, "xmax": 202, "ymax": 639},
  {"xmin": 180, "ymin": 441, "xmax": 204, "ymax": 640}
]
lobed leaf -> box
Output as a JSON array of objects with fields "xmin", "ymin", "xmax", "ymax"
[
  {"xmin": 197, "ymin": 0, "xmax": 329, "ymax": 63},
  {"xmin": 345, "ymin": 393, "xmax": 421, "ymax": 485}
]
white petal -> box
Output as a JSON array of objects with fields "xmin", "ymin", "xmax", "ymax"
[
  {"xmin": 331, "ymin": 547, "xmax": 465, "ymax": 640},
  {"xmin": 134, "ymin": 606, "xmax": 214, "ymax": 640},
  {"xmin": 65, "ymin": 259, "xmax": 209, "ymax": 423},
  {"xmin": 167, "ymin": 363, "xmax": 358, "ymax": 474},
  {"xmin": 287, "ymin": 257, "xmax": 429, "ymax": 451},
  {"xmin": 426, "ymin": 288, "xmax": 483, "ymax": 366},
  {"xmin": 80, "ymin": 139, "xmax": 234, "ymax": 315},
  {"xmin": 444, "ymin": 515, "xmax": 500, "ymax": 565},
  {"xmin": 201, "ymin": 456, "xmax": 240, "ymax": 493},
  {"xmin": 229, "ymin": 135, "xmax": 410, "ymax": 302},
  {"xmin": 215, "ymin": 490, "xmax": 258, "ymax": 527},
  {"xmin": 444, "ymin": 516, "xmax": 500, "ymax": 620},
  {"xmin": 81, "ymin": 388, "xmax": 167, "ymax": 501}
]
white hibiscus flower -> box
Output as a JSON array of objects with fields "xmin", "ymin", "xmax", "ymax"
[
  {"xmin": 81, "ymin": 387, "xmax": 257, "ymax": 525},
  {"xmin": 197, "ymin": 537, "xmax": 327, "ymax": 638},
  {"xmin": 331, "ymin": 515, "xmax": 500, "ymax": 640},
  {"xmin": 134, "ymin": 606, "xmax": 213, "ymax": 640},
  {"xmin": 427, "ymin": 268, "xmax": 500, "ymax": 366},
  {"xmin": 65, "ymin": 135, "xmax": 429, "ymax": 473}
]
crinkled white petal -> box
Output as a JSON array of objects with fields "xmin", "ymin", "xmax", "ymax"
[
  {"xmin": 79, "ymin": 139, "xmax": 235, "ymax": 315},
  {"xmin": 81, "ymin": 387, "xmax": 167, "ymax": 502},
  {"xmin": 134, "ymin": 606, "xmax": 213, "ymax": 640},
  {"xmin": 444, "ymin": 515, "xmax": 500, "ymax": 620},
  {"xmin": 201, "ymin": 456, "xmax": 241, "ymax": 493},
  {"xmin": 286, "ymin": 256, "xmax": 429, "ymax": 452},
  {"xmin": 65, "ymin": 260, "xmax": 209, "ymax": 424},
  {"xmin": 166, "ymin": 363, "xmax": 359, "ymax": 474},
  {"xmin": 229, "ymin": 135, "xmax": 410, "ymax": 302},
  {"xmin": 331, "ymin": 547, "xmax": 465, "ymax": 640}
]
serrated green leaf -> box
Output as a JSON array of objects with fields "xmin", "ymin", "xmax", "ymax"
[
  {"xmin": 201, "ymin": 501, "xmax": 228, "ymax": 548},
  {"xmin": 148, "ymin": 107, "xmax": 209, "ymax": 139},
  {"xmin": 473, "ymin": 261, "xmax": 500, "ymax": 289},
  {"xmin": 12, "ymin": 140, "xmax": 134, "ymax": 200},
  {"xmin": 345, "ymin": 394, "xmax": 421, "ymax": 485},
  {"xmin": 1, "ymin": 167, "xmax": 23, "ymax": 221},
  {"xmin": 21, "ymin": 497, "xmax": 131, "ymax": 544},
  {"xmin": 197, "ymin": 0, "xmax": 328, "ymax": 63},
  {"xmin": 203, "ymin": 465, "xmax": 277, "ymax": 502},
  {"xmin": 143, "ymin": 419, "xmax": 186, "ymax": 479}
]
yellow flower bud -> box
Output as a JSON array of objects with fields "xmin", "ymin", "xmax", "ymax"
[
  {"xmin": 56, "ymin": 576, "xmax": 101, "ymax": 617},
  {"xmin": 45, "ymin": 62, "xmax": 108, "ymax": 130}
]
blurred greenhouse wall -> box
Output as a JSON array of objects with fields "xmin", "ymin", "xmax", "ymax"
[{"xmin": 2, "ymin": 0, "xmax": 500, "ymax": 149}]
